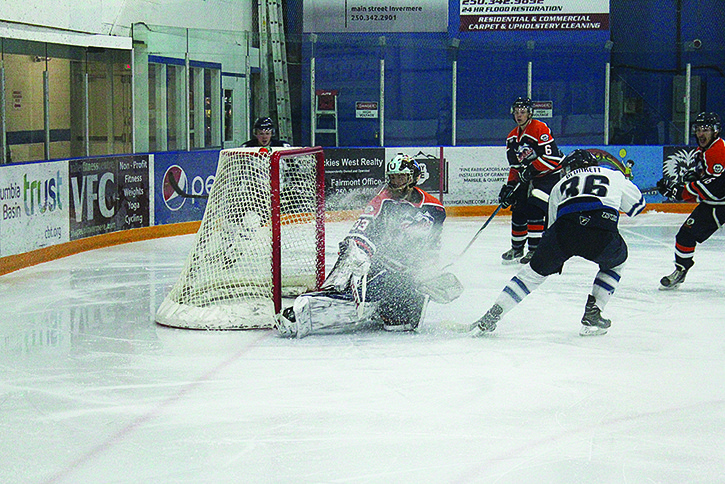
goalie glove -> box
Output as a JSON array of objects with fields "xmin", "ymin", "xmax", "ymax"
[{"xmin": 417, "ymin": 272, "xmax": 463, "ymax": 304}]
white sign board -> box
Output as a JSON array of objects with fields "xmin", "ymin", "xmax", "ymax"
[
  {"xmin": 459, "ymin": 0, "xmax": 610, "ymax": 32},
  {"xmin": 1, "ymin": 161, "xmax": 70, "ymax": 257},
  {"xmin": 444, "ymin": 146, "xmax": 509, "ymax": 206},
  {"xmin": 356, "ymin": 101, "xmax": 379, "ymax": 118},
  {"xmin": 533, "ymin": 100, "xmax": 554, "ymax": 118},
  {"xmin": 304, "ymin": 0, "xmax": 448, "ymax": 32}
]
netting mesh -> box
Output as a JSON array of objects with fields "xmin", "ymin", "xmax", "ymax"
[{"xmin": 156, "ymin": 147, "xmax": 324, "ymax": 329}]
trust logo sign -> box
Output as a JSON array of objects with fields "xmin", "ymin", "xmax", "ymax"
[{"xmin": 23, "ymin": 171, "xmax": 64, "ymax": 216}]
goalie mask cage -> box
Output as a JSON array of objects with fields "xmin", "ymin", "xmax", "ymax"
[{"xmin": 156, "ymin": 146, "xmax": 326, "ymax": 329}]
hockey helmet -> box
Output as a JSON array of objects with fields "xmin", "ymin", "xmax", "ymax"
[
  {"xmin": 511, "ymin": 97, "xmax": 534, "ymax": 117},
  {"xmin": 253, "ymin": 117, "xmax": 275, "ymax": 133},
  {"xmin": 561, "ymin": 149, "xmax": 598, "ymax": 174},
  {"xmin": 692, "ymin": 112, "xmax": 721, "ymax": 135},
  {"xmin": 386, "ymin": 153, "xmax": 421, "ymax": 194}
]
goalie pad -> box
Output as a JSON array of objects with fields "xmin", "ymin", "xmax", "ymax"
[
  {"xmin": 323, "ymin": 238, "xmax": 372, "ymax": 293},
  {"xmin": 285, "ymin": 290, "xmax": 380, "ymax": 338}
]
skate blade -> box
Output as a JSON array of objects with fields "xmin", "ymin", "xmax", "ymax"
[
  {"xmin": 579, "ymin": 325, "xmax": 608, "ymax": 336},
  {"xmin": 469, "ymin": 321, "xmax": 496, "ymax": 336},
  {"xmin": 437, "ymin": 320, "xmax": 481, "ymax": 333}
]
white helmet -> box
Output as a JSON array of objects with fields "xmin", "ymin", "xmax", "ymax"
[{"xmin": 386, "ymin": 154, "xmax": 421, "ymax": 194}]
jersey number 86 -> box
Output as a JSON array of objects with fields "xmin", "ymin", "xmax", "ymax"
[{"xmin": 560, "ymin": 174, "xmax": 609, "ymax": 199}]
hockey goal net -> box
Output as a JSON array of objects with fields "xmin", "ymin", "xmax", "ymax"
[{"xmin": 156, "ymin": 146, "xmax": 326, "ymax": 329}]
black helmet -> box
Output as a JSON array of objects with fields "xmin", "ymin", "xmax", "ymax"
[
  {"xmin": 253, "ymin": 117, "xmax": 275, "ymax": 132},
  {"xmin": 692, "ymin": 112, "xmax": 721, "ymax": 135},
  {"xmin": 561, "ymin": 149, "xmax": 598, "ymax": 174},
  {"xmin": 511, "ymin": 97, "xmax": 533, "ymax": 116}
]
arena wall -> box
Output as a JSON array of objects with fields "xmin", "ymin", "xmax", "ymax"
[{"xmin": 0, "ymin": 146, "xmax": 699, "ymax": 274}]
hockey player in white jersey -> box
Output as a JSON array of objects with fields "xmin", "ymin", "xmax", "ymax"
[
  {"xmin": 276, "ymin": 153, "xmax": 461, "ymax": 338},
  {"xmin": 471, "ymin": 149, "xmax": 646, "ymax": 336}
]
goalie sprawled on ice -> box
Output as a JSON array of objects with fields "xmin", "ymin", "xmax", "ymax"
[{"xmin": 276, "ymin": 153, "xmax": 461, "ymax": 338}]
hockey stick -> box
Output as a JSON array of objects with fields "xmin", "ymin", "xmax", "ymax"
[
  {"xmin": 442, "ymin": 204, "xmax": 502, "ymax": 270},
  {"xmin": 632, "ymin": 176, "xmax": 658, "ymax": 194},
  {"xmin": 460, "ymin": 203, "xmax": 503, "ymax": 255},
  {"xmin": 167, "ymin": 173, "xmax": 209, "ymax": 199}
]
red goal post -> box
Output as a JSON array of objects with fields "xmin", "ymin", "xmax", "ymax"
[{"xmin": 270, "ymin": 147, "xmax": 326, "ymax": 314}]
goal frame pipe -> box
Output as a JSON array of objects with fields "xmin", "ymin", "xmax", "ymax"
[
  {"xmin": 314, "ymin": 150, "xmax": 326, "ymax": 290},
  {"xmin": 270, "ymin": 147, "xmax": 326, "ymax": 314}
]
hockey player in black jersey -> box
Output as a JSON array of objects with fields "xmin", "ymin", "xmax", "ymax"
[
  {"xmin": 499, "ymin": 97, "xmax": 564, "ymax": 264},
  {"xmin": 472, "ymin": 149, "xmax": 646, "ymax": 337},
  {"xmin": 276, "ymin": 154, "xmax": 460, "ymax": 338},
  {"xmin": 242, "ymin": 117, "xmax": 291, "ymax": 151}
]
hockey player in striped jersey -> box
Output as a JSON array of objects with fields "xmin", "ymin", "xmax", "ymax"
[
  {"xmin": 472, "ymin": 149, "xmax": 646, "ymax": 337},
  {"xmin": 499, "ymin": 97, "xmax": 564, "ymax": 264},
  {"xmin": 657, "ymin": 112, "xmax": 725, "ymax": 289},
  {"xmin": 276, "ymin": 154, "xmax": 457, "ymax": 338}
]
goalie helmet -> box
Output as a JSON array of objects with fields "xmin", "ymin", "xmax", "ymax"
[
  {"xmin": 511, "ymin": 97, "xmax": 534, "ymax": 117},
  {"xmin": 253, "ymin": 117, "xmax": 275, "ymax": 133},
  {"xmin": 692, "ymin": 112, "xmax": 721, "ymax": 135},
  {"xmin": 386, "ymin": 154, "xmax": 421, "ymax": 194},
  {"xmin": 561, "ymin": 149, "xmax": 598, "ymax": 174}
]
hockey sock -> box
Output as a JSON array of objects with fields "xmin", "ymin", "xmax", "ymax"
[
  {"xmin": 526, "ymin": 216, "xmax": 545, "ymax": 251},
  {"xmin": 590, "ymin": 263, "xmax": 623, "ymax": 309},
  {"xmin": 511, "ymin": 209, "xmax": 528, "ymax": 249},
  {"xmin": 495, "ymin": 264, "xmax": 547, "ymax": 315},
  {"xmin": 674, "ymin": 229, "xmax": 696, "ymax": 269},
  {"xmin": 674, "ymin": 243, "xmax": 695, "ymax": 269}
]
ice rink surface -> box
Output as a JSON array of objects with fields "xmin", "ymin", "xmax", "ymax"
[{"xmin": 2, "ymin": 212, "xmax": 725, "ymax": 484}]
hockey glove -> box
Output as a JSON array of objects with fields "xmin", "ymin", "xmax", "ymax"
[
  {"xmin": 656, "ymin": 178, "xmax": 684, "ymax": 200},
  {"xmin": 498, "ymin": 182, "xmax": 518, "ymax": 209},
  {"xmin": 518, "ymin": 164, "xmax": 538, "ymax": 184}
]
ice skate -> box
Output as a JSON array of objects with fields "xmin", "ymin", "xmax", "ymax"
[
  {"xmin": 501, "ymin": 247, "xmax": 524, "ymax": 264},
  {"xmin": 470, "ymin": 304, "xmax": 503, "ymax": 335},
  {"xmin": 275, "ymin": 307, "xmax": 298, "ymax": 337},
  {"xmin": 579, "ymin": 295, "xmax": 611, "ymax": 336},
  {"xmin": 519, "ymin": 249, "xmax": 536, "ymax": 264},
  {"xmin": 659, "ymin": 264, "xmax": 688, "ymax": 290}
]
